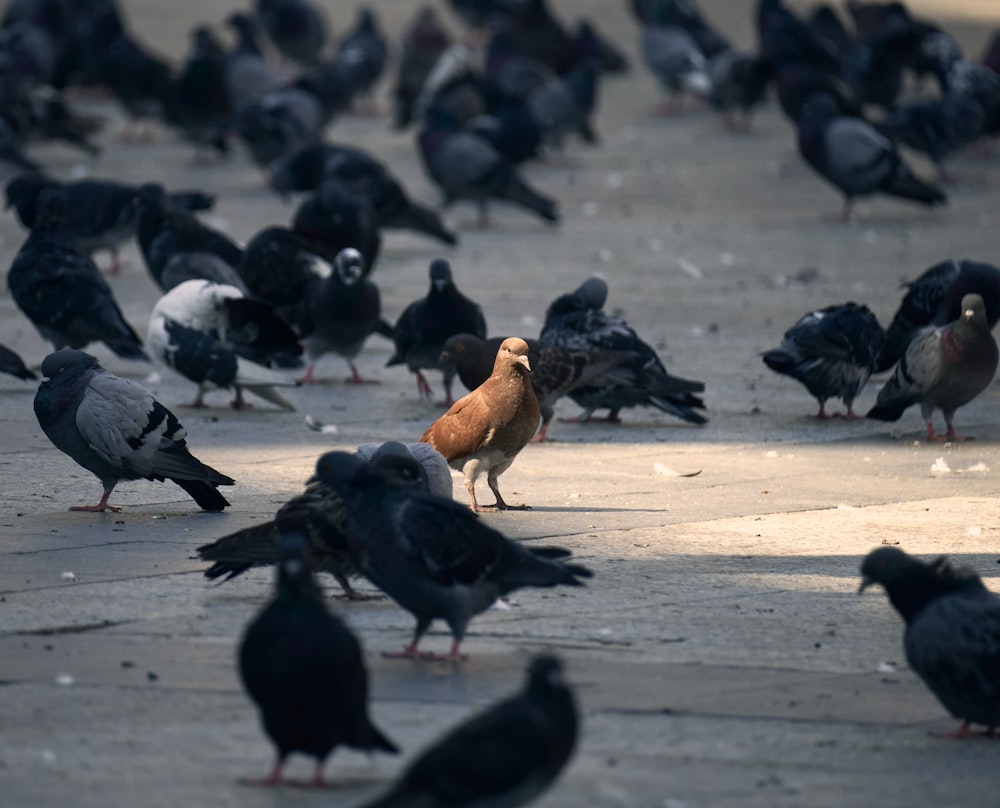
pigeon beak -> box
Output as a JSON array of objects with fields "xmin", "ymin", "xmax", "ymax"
[
  {"xmin": 306, "ymin": 473, "xmax": 318, "ymax": 485},
  {"xmin": 858, "ymin": 576, "xmax": 874, "ymax": 595},
  {"xmin": 518, "ymin": 355, "xmax": 531, "ymax": 372},
  {"xmin": 965, "ymin": 307, "xmax": 975, "ymax": 319}
]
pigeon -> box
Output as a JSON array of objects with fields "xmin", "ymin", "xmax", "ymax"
[
  {"xmin": 164, "ymin": 26, "xmax": 230, "ymax": 158},
  {"xmin": 159, "ymin": 251, "xmax": 250, "ymax": 294},
  {"xmin": 756, "ymin": 0, "xmax": 842, "ymax": 75},
  {"xmin": 136, "ymin": 183, "xmax": 244, "ymax": 290},
  {"xmin": 418, "ymin": 105, "xmax": 560, "ymax": 226},
  {"xmin": 291, "ymin": 180, "xmax": 381, "ymax": 272},
  {"xmin": 224, "ymin": 12, "xmax": 286, "ymax": 115},
  {"xmin": 540, "ymin": 275, "xmax": 707, "ymax": 425},
  {"xmin": 147, "ymin": 280, "xmax": 300, "ymax": 410},
  {"xmin": 707, "ymin": 48, "xmax": 773, "ymax": 130},
  {"xmin": 33, "ymin": 349, "xmax": 234, "ymax": 512},
  {"xmin": 867, "ymin": 293, "xmax": 998, "ymax": 441},
  {"xmin": 421, "ymin": 337, "xmax": 540, "ymax": 512},
  {"xmin": 7, "ymin": 188, "xmax": 147, "ymax": 361},
  {"xmin": 392, "ymin": 5, "xmax": 451, "ymax": 130},
  {"xmin": 358, "ymin": 655, "xmax": 578, "ymax": 807},
  {"xmin": 761, "ymin": 302, "xmax": 885, "ymax": 418},
  {"xmin": 860, "ymin": 546, "xmax": 1000, "ymax": 738},
  {"xmin": 441, "ymin": 333, "xmax": 629, "ymax": 442},
  {"xmin": 198, "ymin": 442, "xmax": 437, "ymax": 597},
  {"xmin": 632, "ymin": 0, "xmax": 732, "ymax": 59},
  {"xmin": 239, "ymin": 535, "xmax": 398, "ymax": 787},
  {"xmin": 297, "ymin": 248, "xmax": 392, "ymax": 384},
  {"xmin": 334, "ymin": 6, "xmax": 389, "ymax": 107},
  {"xmin": 640, "ymin": 23, "xmax": 712, "ymax": 112},
  {"xmin": 485, "ymin": 29, "xmax": 556, "ymax": 103},
  {"xmin": 796, "ymin": 90, "xmax": 947, "ymax": 220},
  {"xmin": 879, "ymin": 259, "xmax": 1000, "ymax": 372},
  {"xmin": 311, "ymin": 450, "xmax": 592, "ymax": 660},
  {"xmin": 573, "ymin": 18, "xmax": 631, "ymax": 75},
  {"xmin": 5, "ymin": 173, "xmax": 215, "ymax": 274},
  {"xmin": 386, "ymin": 258, "xmax": 487, "ymax": 406},
  {"xmin": 256, "ymin": 0, "xmax": 328, "ymax": 66},
  {"xmin": 526, "ymin": 63, "xmax": 600, "ymax": 149},
  {"xmin": 0, "ymin": 343, "xmax": 36, "ymax": 380}
]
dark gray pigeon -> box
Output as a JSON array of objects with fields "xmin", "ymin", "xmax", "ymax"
[
  {"xmin": 878, "ymin": 259, "xmax": 1000, "ymax": 372},
  {"xmin": 867, "ymin": 293, "xmax": 998, "ymax": 441},
  {"xmin": 860, "ymin": 546, "xmax": 1000, "ymax": 737},
  {"xmin": 540, "ymin": 275, "xmax": 707, "ymax": 425},
  {"xmin": 312, "ymin": 451, "xmax": 592, "ymax": 660},
  {"xmin": 418, "ymin": 105, "xmax": 559, "ymax": 226},
  {"xmin": 386, "ymin": 258, "xmax": 487, "ymax": 406},
  {"xmin": 256, "ymin": 0, "xmax": 329, "ymax": 67},
  {"xmin": 796, "ymin": 90, "xmax": 947, "ymax": 220},
  {"xmin": 0, "ymin": 343, "xmax": 36, "ymax": 380},
  {"xmin": 762, "ymin": 302, "xmax": 885, "ymax": 418},
  {"xmin": 7, "ymin": 188, "xmax": 147, "ymax": 361},
  {"xmin": 239, "ymin": 535, "xmax": 398, "ymax": 787},
  {"xmin": 392, "ymin": 5, "xmax": 451, "ymax": 130},
  {"xmin": 33, "ymin": 349, "xmax": 234, "ymax": 512},
  {"xmin": 359, "ymin": 655, "xmax": 577, "ymax": 807},
  {"xmin": 224, "ymin": 12, "xmax": 286, "ymax": 115}
]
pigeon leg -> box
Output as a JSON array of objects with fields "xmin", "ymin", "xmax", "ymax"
[
  {"xmin": 70, "ymin": 483, "xmax": 121, "ymax": 513},
  {"xmin": 179, "ymin": 385, "xmax": 210, "ymax": 408},
  {"xmin": 530, "ymin": 420, "xmax": 554, "ymax": 442},
  {"xmin": 943, "ymin": 418, "xmax": 971, "ymax": 442},
  {"xmin": 931, "ymin": 721, "xmax": 976, "ymax": 739},
  {"xmin": 435, "ymin": 377, "xmax": 455, "ymax": 407},
  {"xmin": 383, "ymin": 619, "xmax": 431, "ymax": 659},
  {"xmin": 465, "ymin": 480, "xmax": 492, "ymax": 512},
  {"xmin": 296, "ymin": 364, "xmax": 318, "ymax": 385},
  {"xmin": 419, "ymin": 637, "xmax": 467, "ymax": 663},
  {"xmin": 244, "ymin": 757, "xmax": 285, "ymax": 786},
  {"xmin": 101, "ymin": 249, "xmax": 123, "ymax": 276},
  {"xmin": 345, "ymin": 362, "xmax": 379, "ymax": 385},
  {"xmin": 840, "ymin": 198, "xmax": 854, "ymax": 223},
  {"xmin": 310, "ymin": 761, "xmax": 328, "ymax": 788},
  {"xmin": 843, "ymin": 403, "xmax": 865, "ymax": 420},
  {"xmin": 331, "ymin": 572, "xmax": 382, "ymax": 601},
  {"xmin": 231, "ymin": 386, "xmax": 254, "ymax": 410},
  {"xmin": 812, "ymin": 399, "xmax": 830, "ymax": 419},
  {"xmin": 559, "ymin": 407, "xmax": 596, "ymax": 424},
  {"xmin": 415, "ymin": 370, "xmax": 433, "ymax": 400},
  {"xmin": 485, "ymin": 475, "xmax": 530, "ymax": 511}
]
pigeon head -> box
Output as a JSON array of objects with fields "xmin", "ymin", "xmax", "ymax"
[
  {"xmin": 575, "ymin": 275, "xmax": 608, "ymax": 310},
  {"xmin": 137, "ymin": 184, "xmax": 170, "ymax": 217},
  {"xmin": 276, "ymin": 532, "xmax": 321, "ymax": 595},
  {"xmin": 369, "ymin": 450, "xmax": 426, "ymax": 490},
  {"xmin": 496, "ymin": 337, "xmax": 532, "ymax": 374},
  {"xmin": 960, "ymin": 293, "xmax": 987, "ymax": 326},
  {"xmin": 429, "ymin": 258, "xmax": 453, "ymax": 291},
  {"xmin": 527, "ymin": 654, "xmax": 566, "ymax": 689},
  {"xmin": 440, "ymin": 333, "xmax": 482, "ymax": 364},
  {"xmin": 40, "ymin": 349, "xmax": 98, "ymax": 380},
  {"xmin": 34, "ymin": 186, "xmax": 68, "ymax": 230},
  {"xmin": 5, "ymin": 171, "xmax": 50, "ymax": 211},
  {"xmin": 310, "ymin": 451, "xmax": 372, "ymax": 489},
  {"xmin": 859, "ymin": 547, "xmax": 986, "ymax": 623},
  {"xmin": 334, "ymin": 248, "xmax": 364, "ymax": 285}
]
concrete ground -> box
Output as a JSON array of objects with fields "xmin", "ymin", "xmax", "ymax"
[{"xmin": 3, "ymin": 1, "xmax": 1000, "ymax": 806}]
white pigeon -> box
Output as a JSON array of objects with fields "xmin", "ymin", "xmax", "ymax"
[{"xmin": 147, "ymin": 279, "xmax": 300, "ymax": 410}]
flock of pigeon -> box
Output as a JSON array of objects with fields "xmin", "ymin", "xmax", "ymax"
[{"xmin": 4, "ymin": 0, "xmax": 1000, "ymax": 802}]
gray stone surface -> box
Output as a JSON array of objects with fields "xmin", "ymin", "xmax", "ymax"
[{"xmin": 3, "ymin": 1, "xmax": 1000, "ymax": 806}]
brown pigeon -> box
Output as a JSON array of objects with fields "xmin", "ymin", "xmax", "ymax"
[
  {"xmin": 440, "ymin": 333, "xmax": 628, "ymax": 442},
  {"xmin": 420, "ymin": 337, "xmax": 540, "ymax": 511},
  {"xmin": 867, "ymin": 293, "xmax": 998, "ymax": 441}
]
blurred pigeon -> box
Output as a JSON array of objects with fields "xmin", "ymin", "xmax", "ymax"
[
  {"xmin": 981, "ymin": 30, "xmax": 1000, "ymax": 76},
  {"xmin": 312, "ymin": 451, "xmax": 592, "ymax": 660},
  {"xmin": 256, "ymin": 0, "xmax": 328, "ymax": 66},
  {"xmin": 465, "ymin": 101, "xmax": 544, "ymax": 166},
  {"xmin": 5, "ymin": 173, "xmax": 215, "ymax": 273},
  {"xmin": 239, "ymin": 535, "xmax": 398, "ymax": 787},
  {"xmin": 136, "ymin": 183, "xmax": 243, "ymax": 289},
  {"xmin": 774, "ymin": 63, "xmax": 861, "ymax": 125},
  {"xmin": 756, "ymin": 0, "xmax": 841, "ymax": 74},
  {"xmin": 526, "ymin": 63, "xmax": 600, "ymax": 149},
  {"xmin": 392, "ymin": 5, "xmax": 451, "ymax": 130},
  {"xmin": 879, "ymin": 259, "xmax": 1000, "ymax": 372},
  {"xmin": 540, "ymin": 275, "xmax": 707, "ymax": 425},
  {"xmin": 640, "ymin": 23, "xmax": 712, "ymax": 111},
  {"xmin": 860, "ymin": 546, "xmax": 1000, "ymax": 737},
  {"xmin": 573, "ymin": 18, "xmax": 631, "ymax": 75},
  {"xmin": 441, "ymin": 333, "xmax": 629, "ymax": 442},
  {"xmin": 0, "ymin": 343, "xmax": 36, "ymax": 380},
  {"xmin": 762, "ymin": 302, "xmax": 885, "ymax": 418},
  {"xmin": 386, "ymin": 258, "xmax": 487, "ymax": 406},
  {"xmin": 297, "ymin": 248, "xmax": 392, "ymax": 384},
  {"xmin": 485, "ymin": 30, "xmax": 556, "ymax": 103},
  {"xmin": 291, "ymin": 180, "xmax": 381, "ymax": 271},
  {"xmin": 159, "ymin": 252, "xmax": 250, "ymax": 294},
  {"xmin": 335, "ymin": 6, "xmax": 389, "ymax": 108},
  {"xmin": 807, "ymin": 4, "xmax": 853, "ymax": 65},
  {"xmin": 164, "ymin": 26, "xmax": 230, "ymax": 158},
  {"xmin": 707, "ymin": 48, "xmax": 772, "ymax": 130},
  {"xmin": 7, "ymin": 188, "xmax": 147, "ymax": 360},
  {"xmin": 0, "ymin": 77, "xmax": 103, "ymax": 157},
  {"xmin": 359, "ymin": 655, "xmax": 577, "ymax": 807},
  {"xmin": 632, "ymin": 0, "xmax": 731, "ymax": 58},
  {"xmin": 867, "ymin": 293, "xmax": 998, "ymax": 441},
  {"xmin": 34, "ymin": 349, "xmax": 233, "ymax": 512},
  {"xmin": 199, "ymin": 442, "xmax": 438, "ymax": 597},
  {"xmin": 271, "ymin": 142, "xmax": 457, "ymax": 246},
  {"xmin": 147, "ymin": 280, "xmax": 300, "ymax": 410},
  {"xmin": 421, "ymin": 337, "xmax": 540, "ymax": 512},
  {"xmin": 796, "ymin": 90, "xmax": 947, "ymax": 220},
  {"xmin": 876, "ymin": 93, "xmax": 986, "ymax": 181},
  {"xmin": 418, "ymin": 105, "xmax": 559, "ymax": 226},
  {"xmin": 224, "ymin": 12, "xmax": 286, "ymax": 114}
]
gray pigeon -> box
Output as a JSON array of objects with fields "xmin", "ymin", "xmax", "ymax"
[
  {"xmin": 359, "ymin": 655, "xmax": 577, "ymax": 807},
  {"xmin": 239, "ymin": 535, "xmax": 398, "ymax": 787},
  {"xmin": 640, "ymin": 23, "xmax": 712, "ymax": 112},
  {"xmin": 860, "ymin": 546, "xmax": 1000, "ymax": 737},
  {"xmin": 867, "ymin": 293, "xmax": 998, "ymax": 440},
  {"xmin": 33, "ymin": 349, "xmax": 234, "ymax": 512},
  {"xmin": 312, "ymin": 451, "xmax": 592, "ymax": 660},
  {"xmin": 354, "ymin": 441, "xmax": 453, "ymax": 499}
]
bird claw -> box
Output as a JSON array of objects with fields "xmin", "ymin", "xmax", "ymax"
[{"xmin": 70, "ymin": 504, "xmax": 122, "ymax": 513}]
